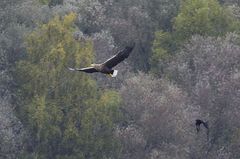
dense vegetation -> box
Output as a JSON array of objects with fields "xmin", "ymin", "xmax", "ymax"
[{"xmin": 1, "ymin": 0, "xmax": 240, "ymax": 158}]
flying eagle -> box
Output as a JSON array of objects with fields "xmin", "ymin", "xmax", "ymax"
[
  {"xmin": 195, "ymin": 119, "xmax": 209, "ymax": 132},
  {"xmin": 67, "ymin": 43, "xmax": 135, "ymax": 77}
]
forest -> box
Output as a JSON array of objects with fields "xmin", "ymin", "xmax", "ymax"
[{"xmin": 1, "ymin": 0, "xmax": 240, "ymax": 158}]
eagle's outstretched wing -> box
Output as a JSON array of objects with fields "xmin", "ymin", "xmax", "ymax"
[
  {"xmin": 103, "ymin": 43, "xmax": 135, "ymax": 68},
  {"xmin": 67, "ymin": 67, "xmax": 98, "ymax": 73}
]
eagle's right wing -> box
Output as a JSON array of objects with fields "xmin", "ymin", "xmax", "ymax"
[
  {"xmin": 103, "ymin": 43, "xmax": 135, "ymax": 68},
  {"xmin": 67, "ymin": 67, "xmax": 98, "ymax": 73}
]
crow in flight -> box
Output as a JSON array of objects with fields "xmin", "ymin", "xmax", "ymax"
[
  {"xmin": 195, "ymin": 119, "xmax": 209, "ymax": 132},
  {"xmin": 68, "ymin": 43, "xmax": 135, "ymax": 77}
]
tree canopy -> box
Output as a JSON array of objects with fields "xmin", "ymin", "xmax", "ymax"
[
  {"xmin": 15, "ymin": 13, "xmax": 121, "ymax": 158},
  {"xmin": 1, "ymin": 0, "xmax": 240, "ymax": 158}
]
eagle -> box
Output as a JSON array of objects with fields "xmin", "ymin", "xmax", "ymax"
[
  {"xmin": 67, "ymin": 43, "xmax": 135, "ymax": 77},
  {"xmin": 195, "ymin": 119, "xmax": 209, "ymax": 132}
]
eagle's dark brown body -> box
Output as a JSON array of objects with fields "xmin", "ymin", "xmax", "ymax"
[{"xmin": 91, "ymin": 64, "xmax": 113, "ymax": 74}]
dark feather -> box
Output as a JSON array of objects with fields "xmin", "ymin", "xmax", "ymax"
[
  {"xmin": 67, "ymin": 67, "xmax": 98, "ymax": 73},
  {"xmin": 195, "ymin": 119, "xmax": 209, "ymax": 132},
  {"xmin": 103, "ymin": 43, "xmax": 135, "ymax": 68},
  {"xmin": 202, "ymin": 121, "xmax": 209, "ymax": 129}
]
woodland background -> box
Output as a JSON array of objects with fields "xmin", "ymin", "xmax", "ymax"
[{"xmin": 1, "ymin": 0, "xmax": 240, "ymax": 158}]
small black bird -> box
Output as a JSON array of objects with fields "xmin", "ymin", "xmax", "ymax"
[
  {"xmin": 195, "ymin": 119, "xmax": 209, "ymax": 132},
  {"xmin": 68, "ymin": 43, "xmax": 135, "ymax": 77}
]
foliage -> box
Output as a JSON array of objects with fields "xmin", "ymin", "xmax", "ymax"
[
  {"xmin": 174, "ymin": 0, "xmax": 238, "ymax": 40},
  {"xmin": 2, "ymin": 0, "xmax": 240, "ymax": 158},
  {"xmin": 167, "ymin": 33, "xmax": 240, "ymax": 158},
  {"xmin": 16, "ymin": 13, "xmax": 121, "ymax": 158},
  {"xmin": 0, "ymin": 0, "xmax": 41, "ymax": 158},
  {"xmin": 118, "ymin": 72, "xmax": 197, "ymax": 159},
  {"xmin": 72, "ymin": 0, "xmax": 181, "ymax": 71},
  {"xmin": 150, "ymin": 31, "xmax": 177, "ymax": 75},
  {"xmin": 38, "ymin": 0, "xmax": 63, "ymax": 7},
  {"xmin": 150, "ymin": 0, "xmax": 240, "ymax": 76}
]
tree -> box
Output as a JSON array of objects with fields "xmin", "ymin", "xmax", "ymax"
[
  {"xmin": 16, "ymin": 13, "xmax": 121, "ymax": 158},
  {"xmin": 68, "ymin": 0, "xmax": 181, "ymax": 71},
  {"xmin": 0, "ymin": 1, "xmax": 46, "ymax": 158},
  {"xmin": 150, "ymin": 0, "xmax": 240, "ymax": 76},
  {"xmin": 150, "ymin": 31, "xmax": 178, "ymax": 76},
  {"xmin": 167, "ymin": 33, "xmax": 240, "ymax": 158},
  {"xmin": 174, "ymin": 0, "xmax": 238, "ymax": 40},
  {"xmin": 38, "ymin": 0, "xmax": 63, "ymax": 7},
  {"xmin": 118, "ymin": 73, "xmax": 197, "ymax": 159}
]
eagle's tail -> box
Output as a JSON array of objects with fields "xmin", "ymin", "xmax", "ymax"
[{"xmin": 110, "ymin": 70, "xmax": 118, "ymax": 77}]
